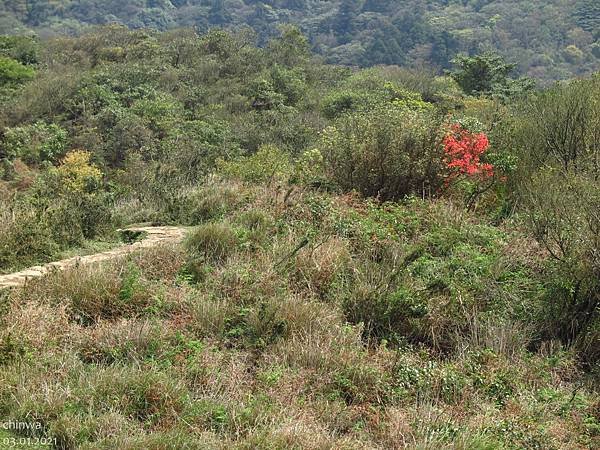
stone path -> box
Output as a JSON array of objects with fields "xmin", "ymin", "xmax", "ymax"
[{"xmin": 0, "ymin": 226, "xmax": 187, "ymax": 290}]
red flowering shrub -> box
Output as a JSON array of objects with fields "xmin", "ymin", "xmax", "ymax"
[{"xmin": 443, "ymin": 123, "xmax": 493, "ymax": 181}]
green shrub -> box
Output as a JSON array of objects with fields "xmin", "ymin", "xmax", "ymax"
[
  {"xmin": 223, "ymin": 302, "xmax": 288, "ymax": 350},
  {"xmin": 43, "ymin": 197, "xmax": 86, "ymax": 247},
  {"xmin": 0, "ymin": 177, "xmax": 114, "ymax": 272},
  {"xmin": 326, "ymin": 199, "xmax": 541, "ymax": 351},
  {"xmin": 177, "ymin": 184, "xmax": 241, "ymax": 225},
  {"xmin": 0, "ymin": 204, "xmax": 58, "ymax": 272},
  {"xmin": 217, "ymin": 144, "xmax": 292, "ymax": 185},
  {"xmin": 340, "ymin": 261, "xmax": 427, "ymax": 344},
  {"xmin": 159, "ymin": 119, "xmax": 240, "ymax": 185},
  {"xmin": 185, "ymin": 223, "xmax": 239, "ymax": 268},
  {"xmin": 292, "ymin": 148, "xmax": 326, "ymax": 187},
  {"xmin": 321, "ymin": 89, "xmax": 372, "ymax": 119},
  {"xmin": 270, "ymin": 64, "xmax": 306, "ymax": 106},
  {"xmin": 526, "ymin": 170, "xmax": 600, "ymax": 355},
  {"xmin": 0, "ymin": 56, "xmax": 34, "ymax": 90},
  {"xmin": 2, "ymin": 121, "xmax": 67, "ymax": 165},
  {"xmin": 319, "ymin": 104, "xmax": 446, "ymax": 200}
]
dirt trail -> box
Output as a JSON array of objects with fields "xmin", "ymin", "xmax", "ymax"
[{"xmin": 0, "ymin": 226, "xmax": 187, "ymax": 290}]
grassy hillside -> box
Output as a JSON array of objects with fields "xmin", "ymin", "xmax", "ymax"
[
  {"xmin": 0, "ymin": 0, "xmax": 599, "ymax": 82},
  {"xmin": 0, "ymin": 27, "xmax": 598, "ymax": 449},
  {"xmin": 1, "ymin": 182, "xmax": 598, "ymax": 448}
]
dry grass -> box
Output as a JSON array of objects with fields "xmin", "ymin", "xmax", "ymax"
[{"xmin": 295, "ymin": 237, "xmax": 352, "ymax": 298}]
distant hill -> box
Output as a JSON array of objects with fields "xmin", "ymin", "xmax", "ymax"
[{"xmin": 1, "ymin": 0, "xmax": 599, "ymax": 81}]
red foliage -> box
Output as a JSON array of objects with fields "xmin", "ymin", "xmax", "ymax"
[{"xmin": 443, "ymin": 124, "xmax": 493, "ymax": 181}]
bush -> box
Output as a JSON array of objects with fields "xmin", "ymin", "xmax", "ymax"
[
  {"xmin": 217, "ymin": 144, "xmax": 292, "ymax": 185},
  {"xmin": 43, "ymin": 196, "xmax": 86, "ymax": 247},
  {"xmin": 0, "ymin": 177, "xmax": 114, "ymax": 272},
  {"xmin": 321, "ymin": 89, "xmax": 372, "ymax": 119},
  {"xmin": 270, "ymin": 64, "xmax": 306, "ymax": 106},
  {"xmin": 340, "ymin": 260, "xmax": 427, "ymax": 344},
  {"xmin": 1, "ymin": 121, "xmax": 67, "ymax": 166},
  {"xmin": 320, "ymin": 104, "xmax": 446, "ymax": 200},
  {"xmin": 56, "ymin": 149, "xmax": 102, "ymax": 193},
  {"xmin": 185, "ymin": 223, "xmax": 239, "ymax": 267},
  {"xmin": 0, "ymin": 204, "xmax": 58, "ymax": 272},
  {"xmin": 508, "ymin": 78, "xmax": 600, "ymax": 361},
  {"xmin": 158, "ymin": 119, "xmax": 240, "ymax": 185},
  {"xmin": 0, "ymin": 56, "xmax": 34, "ymax": 90},
  {"xmin": 177, "ymin": 183, "xmax": 242, "ymax": 225},
  {"xmin": 525, "ymin": 169, "xmax": 600, "ymax": 355},
  {"xmin": 508, "ymin": 77, "xmax": 600, "ymax": 184}
]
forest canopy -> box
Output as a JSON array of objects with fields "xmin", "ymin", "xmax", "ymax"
[{"xmin": 0, "ymin": 0, "xmax": 599, "ymax": 83}]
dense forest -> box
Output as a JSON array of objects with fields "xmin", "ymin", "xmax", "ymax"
[
  {"xmin": 0, "ymin": 24, "xmax": 598, "ymax": 448},
  {"xmin": 1, "ymin": 0, "xmax": 599, "ymax": 82}
]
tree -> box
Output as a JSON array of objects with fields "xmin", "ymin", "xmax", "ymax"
[
  {"xmin": 575, "ymin": 0, "xmax": 600, "ymax": 34},
  {"xmin": 267, "ymin": 25, "xmax": 311, "ymax": 67},
  {"xmin": 246, "ymin": 78, "xmax": 284, "ymax": 111},
  {"xmin": 270, "ymin": 65, "xmax": 306, "ymax": 106},
  {"xmin": 208, "ymin": 0, "xmax": 231, "ymax": 25},
  {"xmin": 335, "ymin": 0, "xmax": 362, "ymax": 44},
  {"xmin": 449, "ymin": 52, "xmax": 533, "ymax": 98}
]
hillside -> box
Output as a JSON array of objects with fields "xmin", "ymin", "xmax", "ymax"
[
  {"xmin": 0, "ymin": 25, "xmax": 598, "ymax": 449},
  {"xmin": 1, "ymin": 0, "xmax": 599, "ymax": 82},
  {"xmin": 1, "ymin": 183, "xmax": 598, "ymax": 448}
]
